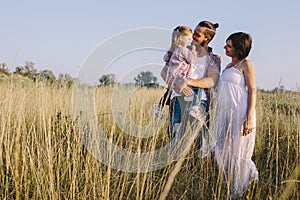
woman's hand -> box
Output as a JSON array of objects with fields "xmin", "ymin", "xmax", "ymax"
[{"xmin": 242, "ymin": 117, "xmax": 253, "ymax": 136}]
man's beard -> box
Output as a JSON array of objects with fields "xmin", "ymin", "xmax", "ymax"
[
  {"xmin": 192, "ymin": 42, "xmax": 205, "ymax": 52},
  {"xmin": 192, "ymin": 40, "xmax": 205, "ymax": 47}
]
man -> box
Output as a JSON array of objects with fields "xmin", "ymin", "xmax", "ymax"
[{"xmin": 161, "ymin": 21, "xmax": 221, "ymax": 157}]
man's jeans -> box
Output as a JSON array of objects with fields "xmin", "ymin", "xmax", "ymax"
[{"xmin": 169, "ymin": 96, "xmax": 210, "ymax": 157}]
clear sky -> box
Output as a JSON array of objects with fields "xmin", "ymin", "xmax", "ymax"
[{"xmin": 1, "ymin": 0, "xmax": 300, "ymax": 90}]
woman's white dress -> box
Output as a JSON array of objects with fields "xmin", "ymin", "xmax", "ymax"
[{"xmin": 213, "ymin": 66, "xmax": 259, "ymax": 197}]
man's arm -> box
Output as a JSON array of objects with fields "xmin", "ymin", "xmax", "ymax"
[{"xmin": 185, "ymin": 71, "xmax": 219, "ymax": 89}]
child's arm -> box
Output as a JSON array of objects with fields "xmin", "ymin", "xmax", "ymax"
[{"xmin": 181, "ymin": 46, "xmax": 197, "ymax": 65}]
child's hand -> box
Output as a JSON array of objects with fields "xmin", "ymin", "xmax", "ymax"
[
  {"xmin": 188, "ymin": 45, "xmax": 196, "ymax": 52},
  {"xmin": 191, "ymin": 45, "xmax": 197, "ymax": 56},
  {"xmin": 191, "ymin": 45, "xmax": 196, "ymax": 51}
]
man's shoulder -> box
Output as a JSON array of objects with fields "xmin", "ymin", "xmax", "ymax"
[
  {"xmin": 207, "ymin": 53, "xmax": 221, "ymax": 64},
  {"xmin": 208, "ymin": 47, "xmax": 220, "ymax": 57},
  {"xmin": 206, "ymin": 48, "xmax": 221, "ymax": 72},
  {"xmin": 210, "ymin": 53, "xmax": 221, "ymax": 61}
]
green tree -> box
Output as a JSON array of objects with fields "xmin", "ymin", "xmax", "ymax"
[
  {"xmin": 134, "ymin": 71, "xmax": 157, "ymax": 87},
  {"xmin": 0, "ymin": 63, "xmax": 10, "ymax": 75},
  {"xmin": 99, "ymin": 73, "xmax": 117, "ymax": 86},
  {"xmin": 13, "ymin": 61, "xmax": 38, "ymax": 80},
  {"xmin": 14, "ymin": 66, "xmax": 24, "ymax": 75},
  {"xmin": 36, "ymin": 69, "xmax": 56, "ymax": 84},
  {"xmin": 24, "ymin": 61, "xmax": 38, "ymax": 79},
  {"xmin": 272, "ymin": 85, "xmax": 285, "ymax": 93},
  {"xmin": 57, "ymin": 73, "xmax": 74, "ymax": 88}
]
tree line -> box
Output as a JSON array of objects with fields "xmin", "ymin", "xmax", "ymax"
[
  {"xmin": 0, "ymin": 61, "xmax": 76, "ymax": 87},
  {"xmin": 1, "ymin": 61, "xmax": 160, "ymax": 88},
  {"xmin": 99, "ymin": 71, "xmax": 160, "ymax": 88}
]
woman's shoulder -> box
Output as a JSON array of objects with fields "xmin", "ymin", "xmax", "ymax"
[
  {"xmin": 241, "ymin": 59, "xmax": 254, "ymax": 68},
  {"xmin": 240, "ymin": 59, "xmax": 255, "ymax": 73}
]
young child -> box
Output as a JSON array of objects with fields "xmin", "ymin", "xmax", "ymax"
[{"xmin": 156, "ymin": 26, "xmax": 202, "ymax": 120}]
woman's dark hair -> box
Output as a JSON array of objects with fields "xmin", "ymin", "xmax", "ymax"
[
  {"xmin": 198, "ymin": 21, "xmax": 219, "ymax": 40},
  {"xmin": 227, "ymin": 32, "xmax": 252, "ymax": 60}
]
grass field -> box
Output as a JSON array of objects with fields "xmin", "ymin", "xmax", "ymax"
[{"xmin": 0, "ymin": 80, "xmax": 299, "ymax": 199}]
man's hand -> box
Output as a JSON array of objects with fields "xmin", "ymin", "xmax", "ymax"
[
  {"xmin": 178, "ymin": 84, "xmax": 194, "ymax": 96},
  {"xmin": 174, "ymin": 80, "xmax": 194, "ymax": 96}
]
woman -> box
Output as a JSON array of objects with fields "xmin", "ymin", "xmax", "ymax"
[{"xmin": 213, "ymin": 32, "xmax": 258, "ymax": 198}]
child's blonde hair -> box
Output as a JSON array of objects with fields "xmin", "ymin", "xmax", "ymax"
[{"xmin": 167, "ymin": 26, "xmax": 193, "ymax": 57}]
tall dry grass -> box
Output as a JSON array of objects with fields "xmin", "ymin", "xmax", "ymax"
[{"xmin": 0, "ymin": 80, "xmax": 299, "ymax": 199}]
